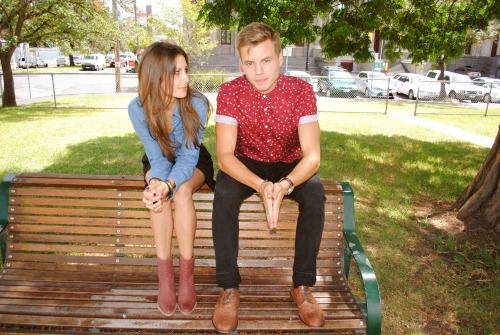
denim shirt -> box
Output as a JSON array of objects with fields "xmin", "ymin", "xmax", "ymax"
[{"xmin": 128, "ymin": 94, "xmax": 208, "ymax": 194}]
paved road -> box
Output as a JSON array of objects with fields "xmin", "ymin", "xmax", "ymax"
[{"xmin": 13, "ymin": 68, "xmax": 138, "ymax": 102}]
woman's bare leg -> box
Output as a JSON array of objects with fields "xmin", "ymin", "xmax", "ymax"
[
  {"xmin": 145, "ymin": 171, "xmax": 174, "ymax": 260},
  {"xmin": 173, "ymin": 168, "xmax": 205, "ymax": 259}
]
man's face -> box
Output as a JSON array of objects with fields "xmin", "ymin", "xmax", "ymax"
[{"xmin": 239, "ymin": 39, "xmax": 283, "ymax": 94}]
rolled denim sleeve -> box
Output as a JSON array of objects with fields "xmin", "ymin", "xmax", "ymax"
[
  {"xmin": 167, "ymin": 95, "xmax": 209, "ymax": 191},
  {"xmin": 128, "ymin": 97, "xmax": 172, "ymax": 182}
]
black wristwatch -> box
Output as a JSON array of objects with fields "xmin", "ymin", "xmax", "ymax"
[{"xmin": 279, "ymin": 177, "xmax": 294, "ymax": 195}]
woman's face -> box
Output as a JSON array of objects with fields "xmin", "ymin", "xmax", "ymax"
[{"xmin": 170, "ymin": 54, "xmax": 189, "ymax": 99}]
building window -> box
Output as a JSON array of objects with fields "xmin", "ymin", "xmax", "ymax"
[{"xmin": 221, "ymin": 27, "xmax": 231, "ymax": 45}]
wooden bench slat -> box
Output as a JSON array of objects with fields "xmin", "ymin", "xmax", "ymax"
[
  {"xmin": 3, "ymin": 215, "xmax": 343, "ymax": 232},
  {"xmin": 0, "ymin": 315, "xmax": 365, "ymax": 332},
  {"xmin": 6, "ymin": 242, "xmax": 342, "ymax": 259},
  {"xmin": 6, "ymin": 223, "xmax": 342, "ymax": 239},
  {"xmin": 7, "ymin": 233, "xmax": 344, "ymax": 249}
]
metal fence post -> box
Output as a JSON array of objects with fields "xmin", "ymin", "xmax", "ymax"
[
  {"xmin": 484, "ymin": 83, "xmax": 492, "ymax": 117},
  {"xmin": 384, "ymin": 78, "xmax": 389, "ymax": 114},
  {"xmin": 51, "ymin": 73, "xmax": 57, "ymax": 108},
  {"xmin": 414, "ymin": 84, "xmax": 420, "ymax": 116}
]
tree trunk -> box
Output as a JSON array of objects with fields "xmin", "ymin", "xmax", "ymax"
[
  {"xmin": 453, "ymin": 126, "xmax": 500, "ymax": 233},
  {"xmin": 0, "ymin": 47, "xmax": 18, "ymax": 107}
]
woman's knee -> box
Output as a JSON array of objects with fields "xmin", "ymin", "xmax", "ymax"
[{"xmin": 173, "ymin": 183, "xmax": 195, "ymax": 206}]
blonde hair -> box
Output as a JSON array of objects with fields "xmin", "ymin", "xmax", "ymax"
[
  {"xmin": 138, "ymin": 41, "xmax": 211, "ymax": 162},
  {"xmin": 236, "ymin": 22, "xmax": 282, "ymax": 57}
]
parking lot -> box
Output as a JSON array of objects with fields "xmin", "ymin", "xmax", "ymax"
[{"xmin": 5, "ymin": 66, "xmax": 500, "ymax": 116}]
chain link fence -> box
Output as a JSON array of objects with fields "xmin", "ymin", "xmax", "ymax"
[{"xmin": 2, "ymin": 72, "xmax": 499, "ymax": 115}]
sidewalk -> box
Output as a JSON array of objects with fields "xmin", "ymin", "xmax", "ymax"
[{"xmin": 387, "ymin": 112, "xmax": 495, "ymax": 148}]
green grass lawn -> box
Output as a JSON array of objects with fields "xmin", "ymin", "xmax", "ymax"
[{"xmin": 0, "ymin": 96, "xmax": 498, "ymax": 335}]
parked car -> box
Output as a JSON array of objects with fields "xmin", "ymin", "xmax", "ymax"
[
  {"xmin": 472, "ymin": 77, "xmax": 500, "ymax": 103},
  {"xmin": 452, "ymin": 66, "xmax": 481, "ymax": 79},
  {"xmin": 285, "ymin": 70, "xmax": 313, "ymax": 85},
  {"xmin": 82, "ymin": 54, "xmax": 106, "ymax": 71},
  {"xmin": 18, "ymin": 57, "xmax": 35, "ymax": 69},
  {"xmin": 355, "ymin": 71, "xmax": 396, "ymax": 98},
  {"xmin": 56, "ymin": 57, "xmax": 70, "ymax": 66},
  {"xmin": 120, "ymin": 52, "xmax": 137, "ymax": 68},
  {"xmin": 394, "ymin": 73, "xmax": 440, "ymax": 100},
  {"xmin": 18, "ymin": 57, "xmax": 47, "ymax": 69},
  {"xmin": 317, "ymin": 67, "xmax": 357, "ymax": 98},
  {"xmin": 73, "ymin": 56, "xmax": 83, "ymax": 65},
  {"xmin": 426, "ymin": 70, "xmax": 486, "ymax": 102},
  {"xmin": 110, "ymin": 55, "xmax": 127, "ymax": 68},
  {"xmin": 35, "ymin": 58, "xmax": 48, "ymax": 67},
  {"xmin": 105, "ymin": 54, "xmax": 114, "ymax": 64}
]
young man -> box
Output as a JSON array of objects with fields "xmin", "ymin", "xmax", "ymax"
[{"xmin": 212, "ymin": 22, "xmax": 326, "ymax": 333}]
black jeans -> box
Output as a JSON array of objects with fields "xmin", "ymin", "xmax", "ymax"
[{"xmin": 212, "ymin": 157, "xmax": 326, "ymax": 289}]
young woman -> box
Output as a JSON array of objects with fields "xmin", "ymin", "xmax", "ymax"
[{"xmin": 128, "ymin": 41, "xmax": 215, "ymax": 316}]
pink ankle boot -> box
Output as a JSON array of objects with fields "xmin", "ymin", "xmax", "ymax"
[
  {"xmin": 157, "ymin": 258, "xmax": 176, "ymax": 315},
  {"xmin": 177, "ymin": 256, "xmax": 196, "ymax": 314}
]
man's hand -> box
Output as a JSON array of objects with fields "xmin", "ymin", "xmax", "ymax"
[{"xmin": 259, "ymin": 180, "xmax": 288, "ymax": 229}]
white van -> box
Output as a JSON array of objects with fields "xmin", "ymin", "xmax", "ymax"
[
  {"xmin": 425, "ymin": 70, "xmax": 486, "ymax": 102},
  {"xmin": 82, "ymin": 54, "xmax": 106, "ymax": 71}
]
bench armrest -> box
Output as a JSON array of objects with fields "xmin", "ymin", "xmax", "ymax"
[
  {"xmin": 0, "ymin": 174, "xmax": 16, "ymax": 264},
  {"xmin": 341, "ymin": 182, "xmax": 382, "ymax": 335}
]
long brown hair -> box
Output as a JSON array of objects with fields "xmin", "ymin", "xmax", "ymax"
[{"xmin": 138, "ymin": 41, "xmax": 211, "ymax": 162}]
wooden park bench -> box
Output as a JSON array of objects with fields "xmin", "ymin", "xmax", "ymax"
[{"xmin": 0, "ymin": 173, "xmax": 381, "ymax": 334}]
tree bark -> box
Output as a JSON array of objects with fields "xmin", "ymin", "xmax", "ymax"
[
  {"xmin": 453, "ymin": 126, "xmax": 500, "ymax": 233},
  {"xmin": 0, "ymin": 47, "xmax": 18, "ymax": 107}
]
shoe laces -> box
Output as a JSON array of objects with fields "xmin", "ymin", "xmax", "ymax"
[
  {"xmin": 222, "ymin": 289, "xmax": 236, "ymax": 304},
  {"xmin": 300, "ymin": 286, "xmax": 313, "ymax": 303}
]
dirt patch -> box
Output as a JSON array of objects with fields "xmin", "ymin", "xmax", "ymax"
[{"xmin": 412, "ymin": 199, "xmax": 499, "ymax": 251}]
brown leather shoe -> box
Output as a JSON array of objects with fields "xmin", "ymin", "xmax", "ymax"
[
  {"xmin": 212, "ymin": 289, "xmax": 240, "ymax": 333},
  {"xmin": 290, "ymin": 285, "xmax": 325, "ymax": 327}
]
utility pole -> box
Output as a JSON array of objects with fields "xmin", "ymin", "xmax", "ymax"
[
  {"xmin": 305, "ymin": 43, "xmax": 310, "ymax": 72},
  {"xmin": 113, "ymin": 0, "xmax": 122, "ymax": 92},
  {"xmin": 134, "ymin": 0, "xmax": 140, "ymax": 52}
]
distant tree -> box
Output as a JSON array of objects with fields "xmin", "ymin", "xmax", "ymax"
[
  {"xmin": 383, "ymin": 0, "xmax": 498, "ymax": 98},
  {"xmin": 199, "ymin": 0, "xmax": 498, "ymax": 67},
  {"xmin": 147, "ymin": 0, "xmax": 217, "ymax": 65},
  {"xmin": 199, "ymin": 0, "xmax": 333, "ymax": 49},
  {"xmin": 0, "ymin": 0, "xmax": 119, "ymax": 107},
  {"xmin": 122, "ymin": 22, "xmax": 154, "ymax": 54}
]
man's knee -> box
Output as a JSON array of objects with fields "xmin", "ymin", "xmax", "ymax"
[
  {"xmin": 214, "ymin": 172, "xmax": 247, "ymax": 203},
  {"xmin": 295, "ymin": 176, "xmax": 325, "ymax": 204}
]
